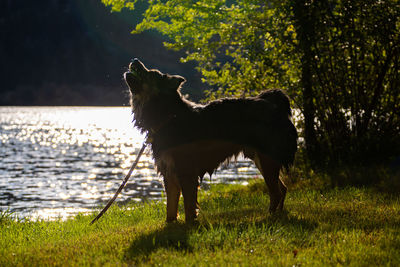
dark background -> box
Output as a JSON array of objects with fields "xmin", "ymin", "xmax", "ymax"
[{"xmin": 0, "ymin": 0, "xmax": 204, "ymax": 106}]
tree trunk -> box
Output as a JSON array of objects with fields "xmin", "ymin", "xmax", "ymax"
[{"xmin": 292, "ymin": 0, "xmax": 319, "ymax": 164}]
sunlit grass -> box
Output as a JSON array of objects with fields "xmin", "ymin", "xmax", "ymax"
[{"xmin": 1, "ymin": 180, "xmax": 399, "ymax": 266}]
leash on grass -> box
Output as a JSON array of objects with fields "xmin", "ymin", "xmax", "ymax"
[{"xmin": 90, "ymin": 142, "xmax": 147, "ymax": 225}]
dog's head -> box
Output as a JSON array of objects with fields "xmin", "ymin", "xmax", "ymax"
[
  {"xmin": 124, "ymin": 58, "xmax": 187, "ymax": 132},
  {"xmin": 124, "ymin": 59, "xmax": 186, "ymax": 107}
]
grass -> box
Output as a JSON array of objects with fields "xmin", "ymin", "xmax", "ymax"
[{"xmin": 1, "ymin": 179, "xmax": 399, "ymax": 266}]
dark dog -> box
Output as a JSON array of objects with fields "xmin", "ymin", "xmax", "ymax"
[{"xmin": 124, "ymin": 59, "xmax": 297, "ymax": 223}]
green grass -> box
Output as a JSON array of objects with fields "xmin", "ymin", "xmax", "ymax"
[{"xmin": 1, "ymin": 180, "xmax": 399, "ymax": 266}]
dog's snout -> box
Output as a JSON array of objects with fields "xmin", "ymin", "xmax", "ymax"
[
  {"xmin": 130, "ymin": 58, "xmax": 139, "ymax": 67},
  {"xmin": 128, "ymin": 62, "xmax": 135, "ymax": 73},
  {"xmin": 129, "ymin": 58, "xmax": 146, "ymax": 74}
]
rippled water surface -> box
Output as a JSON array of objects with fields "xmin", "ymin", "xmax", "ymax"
[{"xmin": 0, "ymin": 107, "xmax": 261, "ymax": 220}]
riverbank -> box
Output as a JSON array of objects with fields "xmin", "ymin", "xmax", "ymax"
[{"xmin": 1, "ymin": 180, "xmax": 399, "ymax": 266}]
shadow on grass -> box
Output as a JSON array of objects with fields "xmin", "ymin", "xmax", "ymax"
[
  {"xmin": 124, "ymin": 221, "xmax": 193, "ymax": 261},
  {"xmin": 124, "ymin": 206, "xmax": 318, "ymax": 262}
]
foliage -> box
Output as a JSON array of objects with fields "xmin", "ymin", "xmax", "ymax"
[
  {"xmin": 1, "ymin": 182, "xmax": 400, "ymax": 265},
  {"xmin": 102, "ymin": 0, "xmax": 300, "ymax": 100},
  {"xmin": 102, "ymin": 0, "xmax": 400, "ymax": 183},
  {"xmin": 292, "ymin": 0, "xmax": 400, "ymax": 170},
  {"xmin": 102, "ymin": 0, "xmax": 137, "ymax": 12}
]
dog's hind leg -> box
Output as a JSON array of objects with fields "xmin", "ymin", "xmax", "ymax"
[
  {"xmin": 180, "ymin": 177, "xmax": 199, "ymax": 223},
  {"xmin": 164, "ymin": 175, "xmax": 181, "ymax": 222},
  {"xmin": 277, "ymin": 178, "xmax": 287, "ymax": 211},
  {"xmin": 254, "ymin": 153, "xmax": 283, "ymax": 213}
]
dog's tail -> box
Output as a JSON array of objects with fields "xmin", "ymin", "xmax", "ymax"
[
  {"xmin": 257, "ymin": 89, "xmax": 292, "ymax": 117},
  {"xmin": 258, "ymin": 89, "xmax": 297, "ymax": 170}
]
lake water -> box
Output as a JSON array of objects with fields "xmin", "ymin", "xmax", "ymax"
[{"xmin": 0, "ymin": 107, "xmax": 261, "ymax": 220}]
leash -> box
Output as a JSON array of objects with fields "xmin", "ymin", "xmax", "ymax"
[
  {"xmin": 89, "ymin": 114, "xmax": 174, "ymax": 225},
  {"xmin": 90, "ymin": 142, "xmax": 148, "ymax": 225}
]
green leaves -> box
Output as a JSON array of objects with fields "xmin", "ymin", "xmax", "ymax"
[
  {"xmin": 104, "ymin": 0, "xmax": 300, "ymax": 99},
  {"xmin": 101, "ymin": 0, "xmax": 136, "ymax": 12},
  {"xmin": 292, "ymin": 0, "xmax": 400, "ymax": 168}
]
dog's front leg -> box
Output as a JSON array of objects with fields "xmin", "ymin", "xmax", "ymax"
[
  {"xmin": 164, "ymin": 175, "xmax": 181, "ymax": 222},
  {"xmin": 181, "ymin": 178, "xmax": 199, "ymax": 223}
]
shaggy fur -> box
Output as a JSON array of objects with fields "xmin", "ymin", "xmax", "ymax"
[{"xmin": 124, "ymin": 59, "xmax": 298, "ymax": 223}]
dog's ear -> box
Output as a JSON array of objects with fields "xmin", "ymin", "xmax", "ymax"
[{"xmin": 171, "ymin": 75, "xmax": 186, "ymax": 89}]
